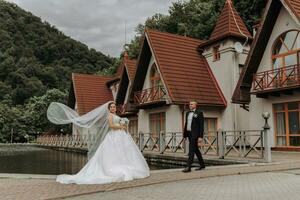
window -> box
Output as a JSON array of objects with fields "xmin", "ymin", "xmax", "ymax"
[
  {"xmin": 149, "ymin": 112, "xmax": 166, "ymax": 137},
  {"xmin": 272, "ymin": 30, "xmax": 300, "ymax": 69},
  {"xmin": 213, "ymin": 45, "xmax": 220, "ymax": 61},
  {"xmin": 204, "ymin": 118, "xmax": 218, "ymax": 133},
  {"xmin": 128, "ymin": 118, "xmax": 138, "ymax": 137},
  {"xmin": 200, "ymin": 118, "xmax": 218, "ymax": 147},
  {"xmin": 274, "ymin": 102, "xmax": 300, "ymax": 147},
  {"xmin": 150, "ymin": 64, "xmax": 162, "ymax": 88}
]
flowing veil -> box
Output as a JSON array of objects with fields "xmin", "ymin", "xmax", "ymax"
[{"xmin": 47, "ymin": 101, "xmax": 113, "ymax": 159}]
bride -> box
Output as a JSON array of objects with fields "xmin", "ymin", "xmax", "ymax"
[{"xmin": 47, "ymin": 101, "xmax": 150, "ymax": 184}]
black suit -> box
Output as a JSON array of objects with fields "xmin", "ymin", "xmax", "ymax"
[{"xmin": 183, "ymin": 109, "xmax": 205, "ymax": 168}]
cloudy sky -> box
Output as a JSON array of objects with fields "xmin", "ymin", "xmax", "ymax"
[{"xmin": 7, "ymin": 0, "xmax": 177, "ymax": 57}]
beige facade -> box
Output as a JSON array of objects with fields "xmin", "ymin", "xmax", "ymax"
[
  {"xmin": 203, "ymin": 39, "xmax": 251, "ymax": 131},
  {"xmin": 246, "ymin": 5, "xmax": 300, "ymax": 147}
]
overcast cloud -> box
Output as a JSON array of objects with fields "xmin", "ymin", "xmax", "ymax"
[{"xmin": 7, "ymin": 0, "xmax": 177, "ymax": 57}]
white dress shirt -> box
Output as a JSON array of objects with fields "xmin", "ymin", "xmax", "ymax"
[{"xmin": 186, "ymin": 109, "xmax": 196, "ymax": 131}]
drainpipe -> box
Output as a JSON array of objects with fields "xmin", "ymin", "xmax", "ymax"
[{"xmin": 233, "ymin": 48, "xmax": 237, "ymax": 131}]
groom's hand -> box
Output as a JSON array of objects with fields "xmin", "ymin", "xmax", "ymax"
[{"xmin": 198, "ymin": 137, "xmax": 203, "ymax": 143}]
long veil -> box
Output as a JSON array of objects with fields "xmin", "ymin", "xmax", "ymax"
[{"xmin": 47, "ymin": 101, "xmax": 112, "ymax": 159}]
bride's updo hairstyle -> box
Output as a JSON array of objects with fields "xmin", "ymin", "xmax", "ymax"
[{"xmin": 108, "ymin": 101, "xmax": 116, "ymax": 111}]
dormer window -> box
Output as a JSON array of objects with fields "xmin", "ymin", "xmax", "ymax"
[{"xmin": 213, "ymin": 45, "xmax": 220, "ymax": 61}]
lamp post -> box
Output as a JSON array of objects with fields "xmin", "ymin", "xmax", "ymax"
[
  {"xmin": 262, "ymin": 112, "xmax": 270, "ymax": 130},
  {"xmin": 262, "ymin": 112, "xmax": 271, "ymax": 162}
]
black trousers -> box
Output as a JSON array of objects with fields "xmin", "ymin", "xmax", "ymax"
[{"xmin": 187, "ymin": 132, "xmax": 205, "ymax": 168}]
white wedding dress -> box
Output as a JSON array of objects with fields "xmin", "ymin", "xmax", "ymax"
[{"xmin": 56, "ymin": 114, "xmax": 150, "ymax": 184}]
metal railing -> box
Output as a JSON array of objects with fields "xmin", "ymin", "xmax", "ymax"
[
  {"xmin": 36, "ymin": 134, "xmax": 88, "ymax": 148},
  {"xmin": 36, "ymin": 129, "xmax": 271, "ymax": 162},
  {"xmin": 252, "ymin": 64, "xmax": 300, "ymax": 92},
  {"xmin": 218, "ymin": 130, "xmax": 264, "ymax": 159},
  {"xmin": 134, "ymin": 85, "xmax": 167, "ymax": 104}
]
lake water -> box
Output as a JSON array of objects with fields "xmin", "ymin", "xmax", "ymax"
[{"xmin": 0, "ymin": 145, "xmax": 181, "ymax": 175}]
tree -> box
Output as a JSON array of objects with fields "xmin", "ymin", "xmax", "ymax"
[
  {"xmin": 0, "ymin": 0, "xmax": 117, "ymax": 105},
  {"xmin": 23, "ymin": 88, "xmax": 70, "ymax": 138}
]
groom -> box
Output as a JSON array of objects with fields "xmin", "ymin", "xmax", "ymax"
[{"xmin": 182, "ymin": 100, "xmax": 205, "ymax": 173}]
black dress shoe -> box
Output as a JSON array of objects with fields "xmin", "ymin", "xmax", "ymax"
[
  {"xmin": 195, "ymin": 166, "xmax": 205, "ymax": 171},
  {"xmin": 182, "ymin": 167, "xmax": 191, "ymax": 173}
]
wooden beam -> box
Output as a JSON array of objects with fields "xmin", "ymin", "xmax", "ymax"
[
  {"xmin": 282, "ymin": 90, "xmax": 294, "ymax": 96},
  {"xmin": 256, "ymin": 93, "xmax": 269, "ymax": 98}
]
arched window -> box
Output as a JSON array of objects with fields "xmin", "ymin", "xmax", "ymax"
[
  {"xmin": 150, "ymin": 64, "xmax": 161, "ymax": 87},
  {"xmin": 272, "ymin": 30, "xmax": 300, "ymax": 69}
]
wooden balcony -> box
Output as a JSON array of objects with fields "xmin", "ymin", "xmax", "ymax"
[
  {"xmin": 252, "ymin": 64, "xmax": 300, "ymax": 96},
  {"xmin": 116, "ymin": 103, "xmax": 137, "ymax": 116},
  {"xmin": 116, "ymin": 104, "xmax": 127, "ymax": 115},
  {"xmin": 134, "ymin": 85, "xmax": 167, "ymax": 107}
]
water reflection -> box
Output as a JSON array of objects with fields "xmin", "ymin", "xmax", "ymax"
[
  {"xmin": 0, "ymin": 146, "xmax": 87, "ymax": 175},
  {"xmin": 0, "ymin": 145, "xmax": 180, "ymax": 175}
]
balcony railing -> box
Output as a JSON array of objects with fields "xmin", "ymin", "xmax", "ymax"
[
  {"xmin": 134, "ymin": 85, "xmax": 167, "ymax": 105},
  {"xmin": 252, "ymin": 64, "xmax": 300, "ymax": 93},
  {"xmin": 116, "ymin": 103, "xmax": 127, "ymax": 115}
]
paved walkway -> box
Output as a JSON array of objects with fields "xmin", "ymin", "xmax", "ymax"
[
  {"xmin": 66, "ymin": 170, "xmax": 300, "ymax": 200},
  {"xmin": 1, "ymin": 151, "xmax": 300, "ymax": 200}
]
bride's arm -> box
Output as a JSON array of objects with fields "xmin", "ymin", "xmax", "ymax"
[{"xmin": 108, "ymin": 114, "xmax": 126, "ymax": 130}]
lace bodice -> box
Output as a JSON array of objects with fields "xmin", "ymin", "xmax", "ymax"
[{"xmin": 112, "ymin": 114, "xmax": 121, "ymax": 126}]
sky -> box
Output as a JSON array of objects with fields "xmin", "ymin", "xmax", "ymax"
[{"xmin": 7, "ymin": 0, "xmax": 177, "ymax": 57}]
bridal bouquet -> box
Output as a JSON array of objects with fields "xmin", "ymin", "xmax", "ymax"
[{"xmin": 120, "ymin": 117, "xmax": 129, "ymax": 125}]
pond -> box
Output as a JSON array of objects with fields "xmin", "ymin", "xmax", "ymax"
[{"xmin": 0, "ymin": 145, "xmax": 181, "ymax": 175}]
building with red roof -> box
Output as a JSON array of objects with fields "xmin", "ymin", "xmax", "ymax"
[
  {"xmin": 68, "ymin": 74, "xmax": 114, "ymax": 115},
  {"xmin": 127, "ymin": 0, "xmax": 253, "ymax": 136},
  {"xmin": 232, "ymin": 0, "xmax": 300, "ymax": 149},
  {"xmin": 68, "ymin": 0, "xmax": 300, "ymax": 149},
  {"xmin": 69, "ymin": 0, "xmax": 255, "ymax": 140}
]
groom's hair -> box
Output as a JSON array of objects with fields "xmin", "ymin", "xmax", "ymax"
[
  {"xmin": 108, "ymin": 101, "xmax": 116, "ymax": 109},
  {"xmin": 189, "ymin": 100, "xmax": 198, "ymax": 104}
]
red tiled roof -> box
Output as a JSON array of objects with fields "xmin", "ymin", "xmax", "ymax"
[
  {"xmin": 107, "ymin": 53, "xmax": 136, "ymax": 86},
  {"xmin": 209, "ymin": 0, "xmax": 252, "ymax": 42},
  {"xmin": 115, "ymin": 64, "xmax": 123, "ymax": 79},
  {"xmin": 72, "ymin": 73, "xmax": 113, "ymax": 115},
  {"xmin": 145, "ymin": 29, "xmax": 227, "ymax": 106},
  {"xmin": 283, "ymin": 0, "xmax": 300, "ymax": 22},
  {"xmin": 123, "ymin": 52, "xmax": 137, "ymax": 81}
]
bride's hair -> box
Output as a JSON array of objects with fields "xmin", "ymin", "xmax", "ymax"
[{"xmin": 108, "ymin": 101, "xmax": 116, "ymax": 110}]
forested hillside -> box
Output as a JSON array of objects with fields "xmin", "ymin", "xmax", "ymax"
[
  {"xmin": 0, "ymin": 0, "xmax": 117, "ymax": 142},
  {"xmin": 0, "ymin": 0, "xmax": 116, "ymax": 105}
]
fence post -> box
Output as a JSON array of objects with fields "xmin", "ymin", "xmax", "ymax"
[
  {"xmin": 139, "ymin": 131, "xmax": 144, "ymax": 151},
  {"xmin": 262, "ymin": 112, "xmax": 272, "ymax": 163},
  {"xmin": 218, "ymin": 131, "xmax": 224, "ymax": 159},
  {"xmin": 263, "ymin": 128, "xmax": 271, "ymax": 162},
  {"xmin": 159, "ymin": 131, "xmax": 165, "ymax": 154}
]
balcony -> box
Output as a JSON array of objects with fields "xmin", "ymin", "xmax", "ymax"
[
  {"xmin": 116, "ymin": 104, "xmax": 127, "ymax": 115},
  {"xmin": 252, "ymin": 64, "xmax": 300, "ymax": 96},
  {"xmin": 134, "ymin": 85, "xmax": 167, "ymax": 107},
  {"xmin": 116, "ymin": 103, "xmax": 137, "ymax": 116}
]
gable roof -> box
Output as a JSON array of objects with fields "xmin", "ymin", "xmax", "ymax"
[
  {"xmin": 200, "ymin": 0, "xmax": 252, "ymax": 48},
  {"xmin": 106, "ymin": 53, "xmax": 137, "ymax": 87},
  {"xmin": 232, "ymin": 0, "xmax": 299, "ymax": 104},
  {"xmin": 123, "ymin": 52, "xmax": 137, "ymax": 81},
  {"xmin": 284, "ymin": 0, "xmax": 300, "ymax": 22},
  {"xmin": 131, "ymin": 29, "xmax": 227, "ymax": 107},
  {"xmin": 71, "ymin": 73, "xmax": 113, "ymax": 115},
  {"xmin": 115, "ymin": 54, "xmax": 137, "ymax": 104}
]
